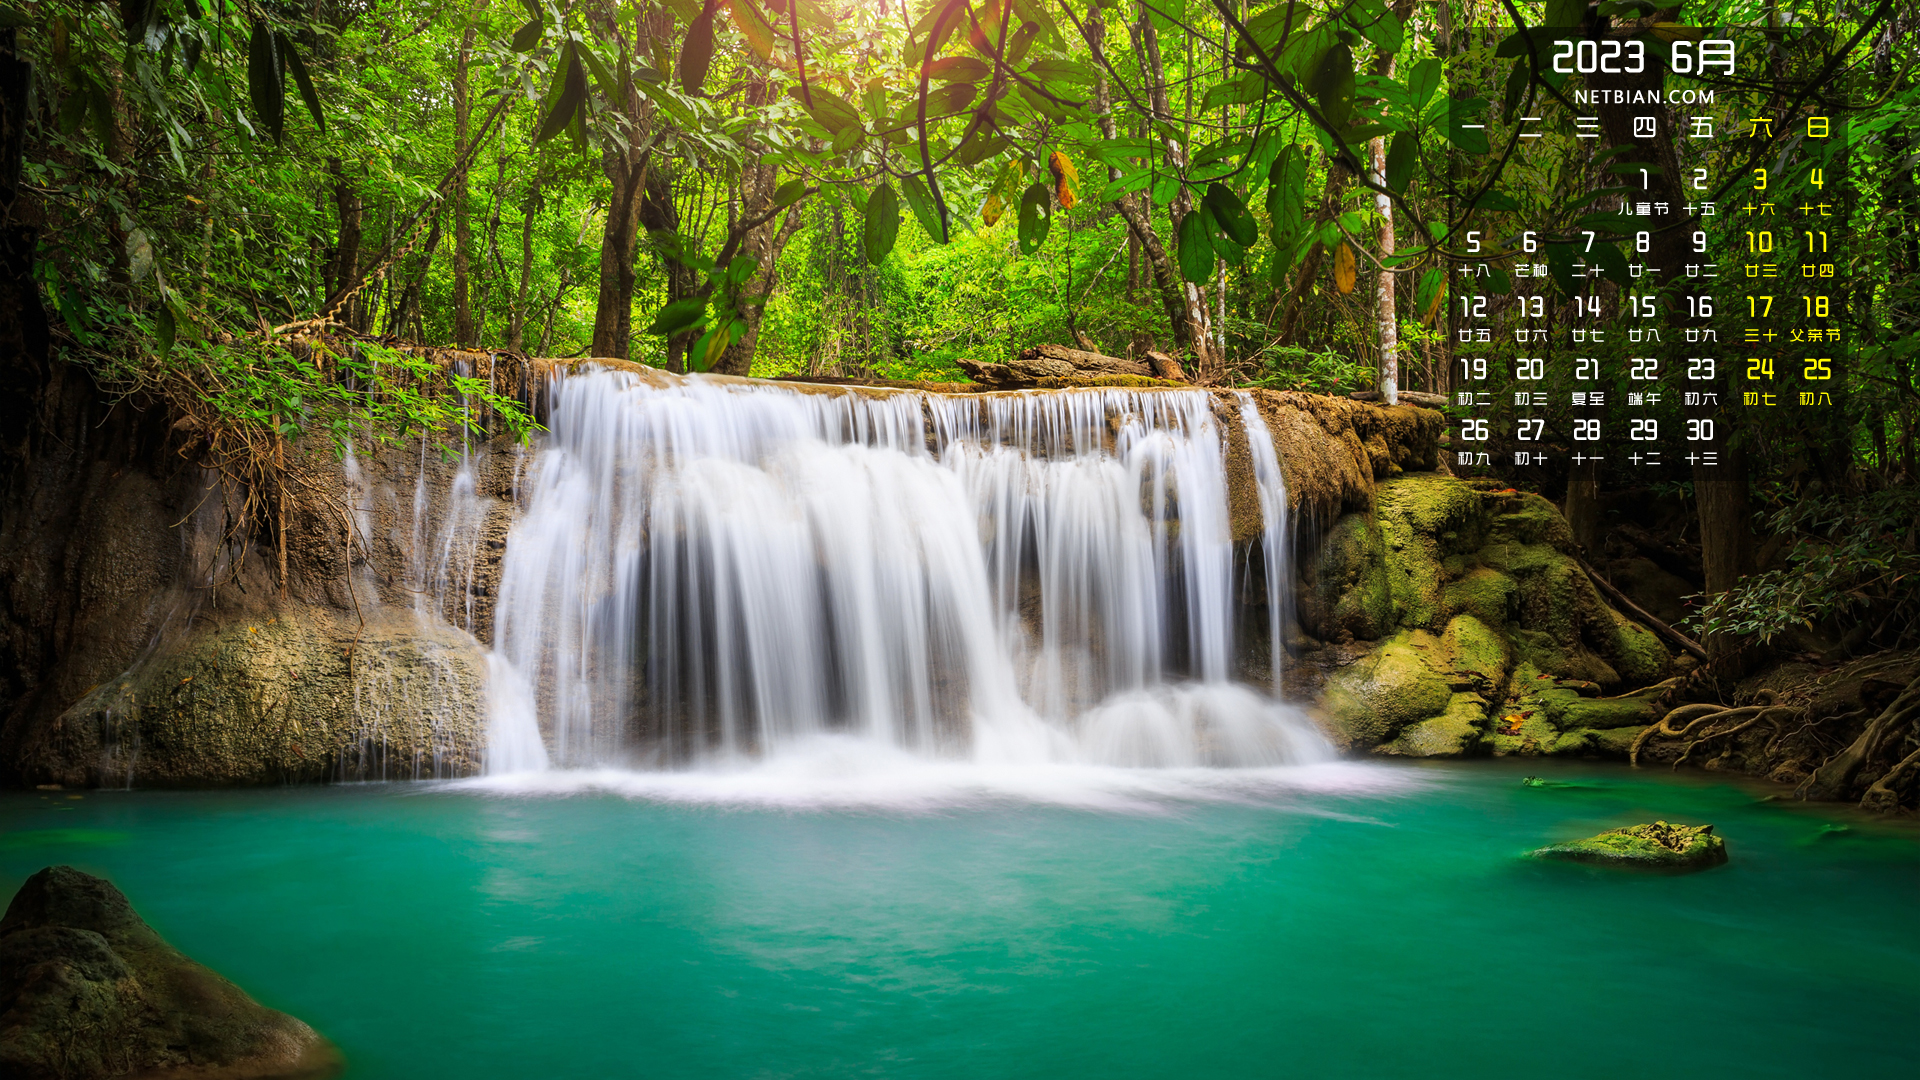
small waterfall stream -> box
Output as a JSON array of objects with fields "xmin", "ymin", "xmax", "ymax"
[{"xmin": 484, "ymin": 368, "xmax": 1328, "ymax": 774}]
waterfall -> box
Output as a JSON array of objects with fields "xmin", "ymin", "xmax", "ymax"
[{"xmin": 485, "ymin": 368, "xmax": 1326, "ymax": 773}]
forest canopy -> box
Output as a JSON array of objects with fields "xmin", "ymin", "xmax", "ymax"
[{"xmin": 5, "ymin": 0, "xmax": 1919, "ymax": 653}]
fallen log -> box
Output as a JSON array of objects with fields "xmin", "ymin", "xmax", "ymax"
[
  {"xmin": 1143, "ymin": 349, "xmax": 1189, "ymax": 382},
  {"xmin": 1348, "ymin": 389, "xmax": 1450, "ymax": 410},
  {"xmin": 957, "ymin": 343, "xmax": 1160, "ymax": 389}
]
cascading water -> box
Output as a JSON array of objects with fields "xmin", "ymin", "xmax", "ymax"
[{"xmin": 484, "ymin": 367, "xmax": 1328, "ymax": 775}]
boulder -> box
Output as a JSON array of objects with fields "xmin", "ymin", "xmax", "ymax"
[
  {"xmin": 1529, "ymin": 822, "xmax": 1728, "ymax": 871},
  {"xmin": 0, "ymin": 866, "xmax": 342, "ymax": 1079},
  {"xmin": 1297, "ymin": 474, "xmax": 1675, "ymax": 759}
]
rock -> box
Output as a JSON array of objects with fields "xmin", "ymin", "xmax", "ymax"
[
  {"xmin": 1320, "ymin": 630, "xmax": 1455, "ymax": 749},
  {"xmin": 1380, "ymin": 692, "xmax": 1486, "ymax": 757},
  {"xmin": 0, "ymin": 866, "xmax": 342, "ymax": 1080},
  {"xmin": 1528, "ymin": 822, "xmax": 1728, "ymax": 871},
  {"xmin": 25, "ymin": 607, "xmax": 488, "ymax": 787}
]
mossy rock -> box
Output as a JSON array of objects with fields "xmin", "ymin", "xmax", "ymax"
[
  {"xmin": 0, "ymin": 866, "xmax": 343, "ymax": 1079},
  {"xmin": 1601, "ymin": 607, "xmax": 1671, "ymax": 684},
  {"xmin": 1376, "ymin": 476, "xmax": 1485, "ymax": 631},
  {"xmin": 1299, "ymin": 510, "xmax": 1394, "ymax": 641},
  {"xmin": 1529, "ymin": 822, "xmax": 1728, "ymax": 872},
  {"xmin": 1486, "ymin": 490, "xmax": 1577, "ymax": 550},
  {"xmin": 1441, "ymin": 567, "xmax": 1518, "ymax": 627},
  {"xmin": 1319, "ymin": 630, "xmax": 1454, "ymax": 749},
  {"xmin": 1379, "ymin": 692, "xmax": 1486, "ymax": 757},
  {"xmin": 1440, "ymin": 614, "xmax": 1511, "ymax": 697}
]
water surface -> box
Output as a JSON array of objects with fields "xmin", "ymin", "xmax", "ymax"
[{"xmin": 3, "ymin": 759, "xmax": 1915, "ymax": 1079}]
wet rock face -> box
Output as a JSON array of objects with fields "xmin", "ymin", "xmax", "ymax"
[
  {"xmin": 1298, "ymin": 475, "xmax": 1674, "ymax": 759},
  {"xmin": 0, "ymin": 865, "xmax": 342, "ymax": 1080},
  {"xmin": 1528, "ymin": 822, "xmax": 1728, "ymax": 871}
]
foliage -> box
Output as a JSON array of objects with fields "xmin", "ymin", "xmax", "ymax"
[{"xmin": 1683, "ymin": 487, "xmax": 1920, "ymax": 646}]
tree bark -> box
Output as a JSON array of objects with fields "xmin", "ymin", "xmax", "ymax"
[
  {"xmin": 323, "ymin": 157, "xmax": 362, "ymax": 327},
  {"xmin": 1590, "ymin": 54, "xmax": 1752, "ymax": 643},
  {"xmin": 1080, "ymin": 6, "xmax": 1211, "ymax": 374},
  {"xmin": 713, "ymin": 76, "xmax": 801, "ymax": 377},
  {"xmin": 508, "ymin": 173, "xmax": 541, "ymax": 352},
  {"xmin": 451, "ymin": 17, "xmax": 478, "ymax": 346},
  {"xmin": 590, "ymin": 79, "xmax": 656, "ymax": 359},
  {"xmin": 1137, "ymin": 12, "xmax": 1216, "ymax": 379}
]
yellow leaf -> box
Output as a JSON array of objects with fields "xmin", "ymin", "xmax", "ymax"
[
  {"xmin": 1048, "ymin": 151, "xmax": 1078, "ymax": 210},
  {"xmin": 983, "ymin": 192, "xmax": 1005, "ymax": 226},
  {"xmin": 1334, "ymin": 243, "xmax": 1357, "ymax": 295}
]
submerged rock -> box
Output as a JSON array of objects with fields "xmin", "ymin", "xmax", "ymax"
[
  {"xmin": 0, "ymin": 866, "xmax": 342, "ymax": 1080},
  {"xmin": 1528, "ymin": 822, "xmax": 1728, "ymax": 871}
]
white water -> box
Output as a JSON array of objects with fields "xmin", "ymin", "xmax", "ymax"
[{"xmin": 484, "ymin": 368, "xmax": 1325, "ymax": 776}]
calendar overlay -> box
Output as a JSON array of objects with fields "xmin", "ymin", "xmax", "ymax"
[{"xmin": 1444, "ymin": 27, "xmax": 1850, "ymax": 486}]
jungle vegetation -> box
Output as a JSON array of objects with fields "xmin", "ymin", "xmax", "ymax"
[{"xmin": 2, "ymin": 0, "xmax": 1918, "ymax": 659}]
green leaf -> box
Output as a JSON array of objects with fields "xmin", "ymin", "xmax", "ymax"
[
  {"xmin": 679, "ymin": 0, "xmax": 717, "ymax": 96},
  {"xmin": 1545, "ymin": 0, "xmax": 1588, "ymax": 26},
  {"xmin": 1016, "ymin": 181, "xmax": 1050, "ymax": 256},
  {"xmin": 954, "ymin": 129, "xmax": 1010, "ymax": 167},
  {"xmin": 831, "ymin": 124, "xmax": 864, "ymax": 154},
  {"xmin": 1176, "ymin": 208, "xmax": 1216, "ymax": 284},
  {"xmin": 1024, "ymin": 58, "xmax": 1094, "ymax": 87},
  {"xmin": 901, "ymin": 173, "xmax": 949, "ymax": 244},
  {"xmin": 510, "ymin": 16, "xmax": 543, "ymax": 52},
  {"xmin": 647, "ymin": 296, "xmax": 707, "ymax": 336},
  {"xmin": 1202, "ymin": 183, "xmax": 1257, "ymax": 247},
  {"xmin": 156, "ymin": 304, "xmax": 176, "ymax": 356},
  {"xmin": 1471, "ymin": 189, "xmax": 1521, "ymax": 212},
  {"xmin": 1353, "ymin": 1, "xmax": 1404, "ymax": 53},
  {"xmin": 126, "ymin": 228, "xmax": 153, "ymax": 283},
  {"xmin": 1503, "ymin": 57, "xmax": 1529, "ymax": 115},
  {"xmin": 1384, "ymin": 131, "xmax": 1416, "ymax": 192},
  {"xmin": 1309, "ymin": 42, "xmax": 1355, "ymax": 131},
  {"xmin": 278, "ymin": 34, "xmax": 324, "ymax": 134},
  {"xmin": 927, "ymin": 56, "xmax": 989, "ymax": 82},
  {"xmin": 246, "ymin": 21, "xmax": 284, "ymax": 144},
  {"xmin": 689, "ymin": 318, "xmax": 745, "ymax": 372},
  {"xmin": 790, "ymin": 86, "xmax": 862, "ymax": 133},
  {"xmin": 534, "ymin": 44, "xmax": 587, "ymax": 145},
  {"xmin": 926, "ymin": 82, "xmax": 977, "ymax": 115},
  {"xmin": 1406, "ymin": 58, "xmax": 1442, "ymax": 112},
  {"xmin": 1266, "ymin": 144, "xmax": 1308, "ymax": 247},
  {"xmin": 579, "ymin": 41, "xmax": 621, "ymax": 100},
  {"xmin": 1445, "ymin": 97, "xmax": 1489, "ymax": 155},
  {"xmin": 864, "ymin": 181, "xmax": 900, "ymax": 264},
  {"xmin": 773, "ymin": 179, "xmax": 808, "ymax": 208}
]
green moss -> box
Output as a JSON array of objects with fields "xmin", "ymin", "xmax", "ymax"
[
  {"xmin": 1320, "ymin": 630, "xmax": 1454, "ymax": 749},
  {"xmin": 1374, "ymin": 477, "xmax": 1487, "ymax": 631},
  {"xmin": 1300, "ymin": 511, "xmax": 1394, "ymax": 641},
  {"xmin": 1379, "ymin": 692, "xmax": 1486, "ymax": 757},
  {"xmin": 1440, "ymin": 567, "xmax": 1517, "ymax": 627},
  {"xmin": 1487, "ymin": 491, "xmax": 1576, "ymax": 550},
  {"xmin": 1439, "ymin": 614, "xmax": 1511, "ymax": 696},
  {"xmin": 1529, "ymin": 822, "xmax": 1728, "ymax": 871},
  {"xmin": 1603, "ymin": 607, "xmax": 1670, "ymax": 684}
]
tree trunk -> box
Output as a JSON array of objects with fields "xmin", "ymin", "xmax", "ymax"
[
  {"xmin": 1137, "ymin": 13, "xmax": 1216, "ymax": 379},
  {"xmin": 323, "ymin": 157, "xmax": 362, "ymax": 326},
  {"xmin": 1589, "ymin": 57, "xmax": 1751, "ymax": 641},
  {"xmin": 590, "ymin": 85, "xmax": 655, "ymax": 359},
  {"xmin": 713, "ymin": 76, "xmax": 800, "ymax": 377},
  {"xmin": 1081, "ymin": 7, "xmax": 1210, "ymax": 373},
  {"xmin": 508, "ymin": 173, "xmax": 541, "ymax": 353},
  {"xmin": 451, "ymin": 17, "xmax": 478, "ymax": 346}
]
